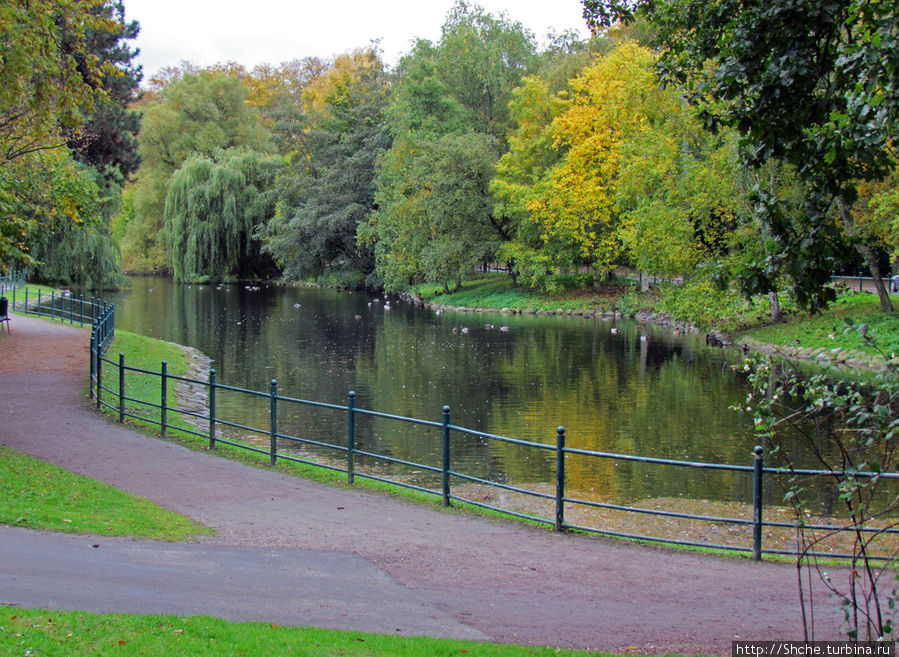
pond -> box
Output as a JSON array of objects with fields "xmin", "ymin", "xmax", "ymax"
[{"xmin": 110, "ymin": 276, "xmax": 765, "ymax": 507}]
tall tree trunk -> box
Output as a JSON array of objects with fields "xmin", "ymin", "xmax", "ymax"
[
  {"xmin": 838, "ymin": 197, "xmax": 893, "ymax": 312},
  {"xmin": 769, "ymin": 291, "xmax": 782, "ymax": 324}
]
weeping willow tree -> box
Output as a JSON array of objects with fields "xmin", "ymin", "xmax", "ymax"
[
  {"xmin": 164, "ymin": 148, "xmax": 281, "ymax": 282},
  {"xmin": 18, "ymin": 150, "xmax": 125, "ymax": 289}
]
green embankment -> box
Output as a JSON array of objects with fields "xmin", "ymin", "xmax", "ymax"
[
  {"xmin": 739, "ymin": 292, "xmax": 899, "ymax": 361},
  {"xmin": 418, "ymin": 273, "xmax": 899, "ymax": 362}
]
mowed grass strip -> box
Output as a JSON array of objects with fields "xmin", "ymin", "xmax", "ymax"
[
  {"xmin": 0, "ymin": 446, "xmax": 210, "ymax": 540},
  {"xmin": 0, "ymin": 609, "xmax": 623, "ymax": 657}
]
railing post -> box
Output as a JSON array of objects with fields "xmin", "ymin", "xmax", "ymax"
[
  {"xmin": 347, "ymin": 391, "xmax": 356, "ymax": 484},
  {"xmin": 95, "ymin": 344, "xmax": 102, "ymax": 410},
  {"xmin": 442, "ymin": 405, "xmax": 451, "ymax": 507},
  {"xmin": 161, "ymin": 361, "xmax": 168, "ymax": 438},
  {"xmin": 555, "ymin": 426, "xmax": 566, "ymax": 532},
  {"xmin": 37, "ymin": 289, "xmax": 41, "ymax": 316},
  {"xmin": 753, "ymin": 445, "xmax": 764, "ymax": 561},
  {"xmin": 270, "ymin": 379, "xmax": 278, "ymax": 466},
  {"xmin": 79, "ymin": 295, "xmax": 84, "ymax": 327},
  {"xmin": 89, "ymin": 330, "xmax": 96, "ymax": 399},
  {"xmin": 51, "ymin": 290, "xmax": 55, "ymax": 320},
  {"xmin": 118, "ymin": 353, "xmax": 126, "ymax": 422},
  {"xmin": 208, "ymin": 369, "xmax": 217, "ymax": 450}
]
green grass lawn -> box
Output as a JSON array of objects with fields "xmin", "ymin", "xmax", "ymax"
[
  {"xmin": 741, "ymin": 290, "xmax": 899, "ymax": 358},
  {"xmin": 0, "ymin": 610, "xmax": 620, "ymax": 657},
  {"xmin": 101, "ymin": 329, "xmax": 200, "ymax": 436},
  {"xmin": 0, "ymin": 446, "xmax": 210, "ymax": 540}
]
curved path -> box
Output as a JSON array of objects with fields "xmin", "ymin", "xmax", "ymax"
[{"xmin": 0, "ymin": 314, "xmax": 844, "ymax": 654}]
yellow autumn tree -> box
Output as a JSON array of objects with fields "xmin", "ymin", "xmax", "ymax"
[{"xmin": 524, "ymin": 42, "xmax": 665, "ymax": 277}]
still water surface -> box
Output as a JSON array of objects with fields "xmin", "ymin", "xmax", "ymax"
[{"xmin": 111, "ymin": 276, "xmax": 762, "ymax": 505}]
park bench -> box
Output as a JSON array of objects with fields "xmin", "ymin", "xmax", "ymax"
[{"xmin": 0, "ymin": 296, "xmax": 9, "ymax": 332}]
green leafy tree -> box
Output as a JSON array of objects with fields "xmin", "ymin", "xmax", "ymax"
[
  {"xmin": 435, "ymin": 0, "xmax": 537, "ymax": 141},
  {"xmin": 366, "ymin": 2, "xmax": 536, "ymax": 291},
  {"xmin": 368, "ymin": 131, "xmax": 500, "ymax": 293},
  {"xmin": 0, "ymin": 0, "xmax": 120, "ymax": 163},
  {"xmin": 615, "ymin": 109, "xmax": 743, "ymax": 283},
  {"xmin": 583, "ymin": 0, "xmax": 899, "ymax": 312},
  {"xmin": 123, "ymin": 71, "xmax": 271, "ymax": 271},
  {"xmin": 164, "ymin": 148, "xmax": 280, "ymax": 282},
  {"xmin": 6, "ymin": 149, "xmax": 123, "ymax": 288},
  {"xmin": 490, "ymin": 75, "xmax": 565, "ymax": 288},
  {"xmin": 65, "ymin": 0, "xmax": 142, "ymax": 184},
  {"xmin": 0, "ymin": 0, "xmax": 124, "ymax": 267},
  {"xmin": 262, "ymin": 49, "xmax": 390, "ymax": 284}
]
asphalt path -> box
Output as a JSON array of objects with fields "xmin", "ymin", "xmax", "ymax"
[{"xmin": 0, "ymin": 314, "xmax": 845, "ymax": 654}]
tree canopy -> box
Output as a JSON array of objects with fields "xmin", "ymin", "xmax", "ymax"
[
  {"xmin": 262, "ymin": 49, "xmax": 390, "ymax": 285},
  {"xmin": 122, "ymin": 71, "xmax": 271, "ymax": 272},
  {"xmin": 0, "ymin": 0, "xmax": 138, "ymax": 283},
  {"xmin": 164, "ymin": 148, "xmax": 279, "ymax": 281},
  {"xmin": 364, "ymin": 2, "xmax": 537, "ymax": 292},
  {"xmin": 583, "ymin": 0, "xmax": 899, "ymax": 312}
]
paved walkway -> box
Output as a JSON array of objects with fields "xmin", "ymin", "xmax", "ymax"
[{"xmin": 0, "ymin": 314, "xmax": 844, "ymax": 654}]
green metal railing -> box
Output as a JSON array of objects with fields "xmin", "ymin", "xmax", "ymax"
[
  {"xmin": 3, "ymin": 285, "xmax": 114, "ymax": 355},
  {"xmin": 90, "ymin": 341, "xmax": 899, "ymax": 562},
  {"xmin": 0, "ymin": 269, "xmax": 24, "ymax": 291},
  {"xmin": 16, "ymin": 282, "xmax": 889, "ymax": 562}
]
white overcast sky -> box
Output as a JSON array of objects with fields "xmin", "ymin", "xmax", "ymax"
[{"xmin": 124, "ymin": 0, "xmax": 590, "ymax": 77}]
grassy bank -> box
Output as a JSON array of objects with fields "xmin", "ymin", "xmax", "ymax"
[
  {"xmin": 416, "ymin": 273, "xmax": 899, "ymax": 359},
  {"xmin": 1, "ymin": 609, "xmax": 618, "ymax": 657},
  {"xmin": 412, "ymin": 273, "xmax": 626, "ymax": 313},
  {"xmin": 0, "ymin": 446, "xmax": 209, "ymax": 540},
  {"xmin": 412, "ymin": 272, "xmax": 782, "ymax": 331},
  {"xmin": 739, "ymin": 291, "xmax": 899, "ymax": 359}
]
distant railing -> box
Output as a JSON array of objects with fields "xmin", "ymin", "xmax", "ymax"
[
  {"xmin": 3, "ymin": 285, "xmax": 114, "ymax": 355},
  {"xmin": 832, "ymin": 274, "xmax": 899, "ymax": 295},
  {"xmin": 90, "ymin": 344, "xmax": 899, "ymax": 562},
  {"xmin": 0, "ymin": 269, "xmax": 24, "ymax": 290}
]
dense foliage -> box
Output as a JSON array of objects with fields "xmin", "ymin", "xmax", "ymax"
[
  {"xmin": 261, "ymin": 49, "xmax": 389, "ymax": 286},
  {"xmin": 584, "ymin": 0, "xmax": 899, "ymax": 312},
  {"xmin": 164, "ymin": 148, "xmax": 280, "ymax": 281},
  {"xmin": 4, "ymin": 0, "xmax": 898, "ymax": 300},
  {"xmin": 0, "ymin": 0, "xmax": 139, "ymax": 287}
]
